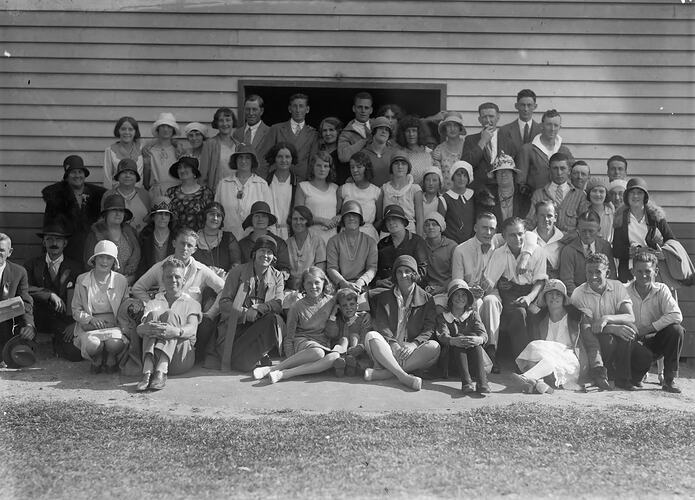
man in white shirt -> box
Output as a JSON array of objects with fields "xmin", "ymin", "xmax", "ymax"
[{"xmin": 232, "ymin": 94, "xmax": 269, "ymax": 150}]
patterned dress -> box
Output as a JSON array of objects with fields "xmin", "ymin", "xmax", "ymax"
[{"xmin": 166, "ymin": 184, "xmax": 214, "ymax": 231}]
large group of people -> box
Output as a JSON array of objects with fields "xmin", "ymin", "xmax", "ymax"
[{"xmin": 0, "ymin": 88, "xmax": 687, "ymax": 397}]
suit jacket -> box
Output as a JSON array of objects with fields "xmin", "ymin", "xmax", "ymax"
[
  {"xmin": 0, "ymin": 261, "xmax": 34, "ymax": 337},
  {"xmin": 461, "ymin": 128, "xmax": 519, "ymax": 188},
  {"xmin": 475, "ymin": 185, "xmax": 531, "ymax": 229},
  {"xmin": 500, "ymin": 119, "xmax": 542, "ymax": 157},
  {"xmin": 24, "ymin": 254, "xmax": 82, "ymax": 305},
  {"xmin": 367, "ymin": 285, "xmax": 436, "ymax": 345},
  {"xmin": 232, "ymin": 121, "xmax": 270, "ymax": 150},
  {"xmin": 559, "ymin": 235, "xmax": 616, "ymax": 296},
  {"xmin": 257, "ymin": 121, "xmax": 319, "ymax": 181}
]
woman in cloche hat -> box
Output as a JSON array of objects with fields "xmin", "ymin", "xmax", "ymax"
[
  {"xmin": 136, "ymin": 196, "xmax": 175, "ymax": 277},
  {"xmin": 432, "ymin": 111, "xmax": 467, "ymax": 191},
  {"xmin": 103, "ymin": 116, "xmax": 144, "ymax": 190},
  {"xmin": 165, "ymin": 155, "xmax": 214, "ymax": 232},
  {"xmin": 142, "ymin": 111, "xmax": 185, "ymax": 194}
]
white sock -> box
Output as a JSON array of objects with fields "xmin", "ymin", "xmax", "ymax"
[
  {"xmin": 364, "ymin": 368, "xmax": 374, "ymax": 381},
  {"xmin": 253, "ymin": 366, "xmax": 271, "ymax": 380},
  {"xmin": 269, "ymin": 370, "xmax": 283, "ymax": 384}
]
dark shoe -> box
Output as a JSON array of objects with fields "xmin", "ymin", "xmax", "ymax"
[
  {"xmin": 662, "ymin": 381, "xmax": 682, "ymax": 394},
  {"xmin": 259, "ymin": 355, "xmax": 273, "ymax": 367},
  {"xmin": 476, "ymin": 383, "xmax": 491, "ymax": 394},
  {"xmin": 534, "ymin": 380, "xmax": 554, "ymax": 395},
  {"xmin": 104, "ymin": 363, "xmax": 119, "ymax": 374},
  {"xmin": 149, "ymin": 370, "xmax": 167, "ymax": 391},
  {"xmin": 512, "ymin": 373, "xmax": 535, "ymax": 394},
  {"xmin": 461, "ymin": 382, "xmax": 476, "ymax": 394},
  {"xmin": 347, "ymin": 345, "xmax": 365, "ymax": 357},
  {"xmin": 333, "ymin": 357, "xmax": 346, "ymax": 378},
  {"xmin": 615, "ymin": 381, "xmax": 638, "ymax": 391},
  {"xmin": 136, "ymin": 372, "xmax": 151, "ymax": 392},
  {"xmin": 632, "ymin": 380, "xmax": 644, "ymax": 388},
  {"xmin": 345, "ymin": 355, "xmax": 357, "ymax": 377},
  {"xmin": 90, "ymin": 362, "xmax": 103, "ymax": 375}
]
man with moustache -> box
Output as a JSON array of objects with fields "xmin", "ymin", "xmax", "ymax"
[{"xmin": 24, "ymin": 221, "xmax": 82, "ymax": 360}]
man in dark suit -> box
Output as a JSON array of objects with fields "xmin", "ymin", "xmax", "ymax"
[
  {"xmin": 499, "ymin": 89, "xmax": 542, "ymax": 157},
  {"xmin": 232, "ymin": 94, "xmax": 270, "ymax": 150},
  {"xmin": 0, "ymin": 233, "xmax": 35, "ymax": 350},
  {"xmin": 24, "ymin": 222, "xmax": 82, "ymax": 360},
  {"xmin": 257, "ymin": 93, "xmax": 319, "ymax": 180},
  {"xmin": 462, "ymin": 102, "xmax": 519, "ymax": 189}
]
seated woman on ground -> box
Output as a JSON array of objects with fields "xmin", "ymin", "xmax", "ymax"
[
  {"xmin": 435, "ymin": 279, "xmax": 490, "ymax": 395},
  {"xmin": 72, "ymin": 240, "xmax": 129, "ymax": 374},
  {"xmin": 514, "ymin": 279, "xmax": 586, "ymax": 394},
  {"xmin": 253, "ymin": 267, "xmax": 340, "ymax": 383},
  {"xmin": 363, "ymin": 255, "xmax": 441, "ymax": 391},
  {"xmin": 135, "ymin": 256, "xmax": 201, "ymax": 391}
]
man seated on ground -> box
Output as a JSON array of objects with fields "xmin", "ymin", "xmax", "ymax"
[
  {"xmin": 525, "ymin": 152, "xmax": 585, "ymax": 233},
  {"xmin": 482, "ymin": 217, "xmax": 547, "ymax": 366},
  {"xmin": 24, "ymin": 221, "xmax": 82, "ymax": 361},
  {"xmin": 626, "ymin": 251, "xmax": 684, "ymax": 393},
  {"xmin": 337, "ymin": 91, "xmax": 373, "ymax": 164},
  {"xmin": 0, "ymin": 233, "xmax": 35, "ymax": 356},
  {"xmin": 516, "ymin": 109, "xmax": 573, "ymax": 194},
  {"xmin": 120, "ymin": 228, "xmax": 224, "ymax": 371},
  {"xmin": 607, "ymin": 155, "xmax": 628, "ymax": 182},
  {"xmin": 560, "ymin": 210, "xmax": 616, "ymax": 296},
  {"xmin": 570, "ymin": 253, "xmax": 637, "ymax": 391}
]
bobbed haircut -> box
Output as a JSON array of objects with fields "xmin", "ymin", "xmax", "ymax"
[
  {"xmin": 395, "ymin": 115, "xmax": 427, "ymax": 148},
  {"xmin": 376, "ymin": 104, "xmax": 403, "ymax": 120},
  {"xmin": 265, "ymin": 141, "xmax": 298, "ymax": 167},
  {"xmin": 300, "ymin": 266, "xmax": 334, "ymax": 296},
  {"xmin": 349, "ymin": 151, "xmax": 374, "ymax": 182},
  {"xmin": 211, "ymin": 107, "xmax": 237, "ymax": 129},
  {"xmin": 308, "ymin": 150, "xmax": 336, "ymax": 182},
  {"xmin": 287, "ymin": 205, "xmax": 314, "ymax": 236},
  {"xmin": 113, "ymin": 116, "xmax": 141, "ymax": 140}
]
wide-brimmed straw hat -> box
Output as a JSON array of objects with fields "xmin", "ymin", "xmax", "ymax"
[
  {"xmin": 151, "ymin": 112, "xmax": 180, "ymax": 136},
  {"xmin": 87, "ymin": 239, "xmax": 120, "ymax": 269},
  {"xmin": 242, "ymin": 201, "xmax": 278, "ymax": 230},
  {"xmin": 100, "ymin": 194, "xmax": 133, "ymax": 222}
]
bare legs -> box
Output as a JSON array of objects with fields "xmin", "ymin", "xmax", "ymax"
[{"xmin": 253, "ymin": 347, "xmax": 339, "ymax": 383}]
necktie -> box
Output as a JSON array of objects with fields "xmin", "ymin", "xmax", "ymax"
[
  {"xmin": 49, "ymin": 261, "xmax": 59, "ymax": 281},
  {"xmin": 554, "ymin": 184, "xmax": 564, "ymax": 207},
  {"xmin": 244, "ymin": 127, "xmax": 252, "ymax": 145},
  {"xmin": 523, "ymin": 122, "xmax": 530, "ymax": 143},
  {"xmin": 485, "ymin": 142, "xmax": 494, "ymax": 163},
  {"xmin": 293, "ymin": 124, "xmax": 302, "ymax": 136}
]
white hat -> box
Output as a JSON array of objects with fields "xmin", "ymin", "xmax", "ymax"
[
  {"xmin": 87, "ymin": 240, "xmax": 120, "ymax": 270},
  {"xmin": 424, "ymin": 211, "xmax": 446, "ymax": 232},
  {"xmin": 450, "ymin": 160, "xmax": 473, "ymax": 183},
  {"xmin": 151, "ymin": 112, "xmax": 180, "ymax": 137},
  {"xmin": 183, "ymin": 122, "xmax": 208, "ymax": 138}
]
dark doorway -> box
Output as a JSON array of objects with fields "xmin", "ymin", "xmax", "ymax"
[{"xmin": 240, "ymin": 80, "xmax": 446, "ymax": 130}]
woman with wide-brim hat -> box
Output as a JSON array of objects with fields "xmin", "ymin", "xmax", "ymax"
[
  {"xmin": 103, "ymin": 116, "xmax": 144, "ymax": 190},
  {"xmin": 204, "ymin": 235, "xmax": 285, "ymax": 372},
  {"xmin": 183, "ymin": 122, "xmax": 208, "ymax": 158},
  {"xmin": 165, "ymin": 155, "xmax": 214, "ymax": 231},
  {"xmin": 142, "ymin": 112, "xmax": 185, "ymax": 195},
  {"xmin": 199, "ymin": 107, "xmax": 241, "ymax": 190},
  {"xmin": 195, "ymin": 201, "xmax": 241, "ymax": 278},
  {"xmin": 613, "ymin": 177, "xmax": 676, "ymax": 282},
  {"xmin": 84, "ymin": 194, "xmax": 141, "ymax": 285},
  {"xmin": 214, "ymin": 144, "xmax": 272, "ymax": 240},
  {"xmin": 42, "ymin": 154, "xmax": 107, "ymax": 263},
  {"xmin": 237, "ymin": 201, "xmax": 291, "ymax": 276},
  {"xmin": 363, "ymin": 255, "xmax": 441, "ymax": 391},
  {"xmin": 431, "ymin": 111, "xmax": 467, "ymax": 191},
  {"xmin": 362, "ymin": 116, "xmax": 398, "ymax": 187},
  {"xmin": 136, "ymin": 196, "xmax": 176, "ymax": 278},
  {"xmin": 326, "ymin": 200, "xmax": 378, "ymax": 294},
  {"xmin": 72, "ymin": 240, "xmax": 129, "ymax": 374},
  {"xmin": 103, "ymin": 158, "xmax": 151, "ymax": 233}
]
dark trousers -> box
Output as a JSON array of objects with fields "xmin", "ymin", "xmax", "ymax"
[
  {"xmin": 642, "ymin": 323, "xmax": 684, "ymax": 382},
  {"xmin": 229, "ymin": 313, "xmax": 280, "ymax": 372},
  {"xmin": 453, "ymin": 345, "xmax": 487, "ymax": 386},
  {"xmin": 499, "ymin": 283, "xmax": 535, "ymax": 362},
  {"xmin": 194, "ymin": 316, "xmax": 218, "ymax": 363},
  {"xmin": 598, "ymin": 334, "xmax": 647, "ymax": 384}
]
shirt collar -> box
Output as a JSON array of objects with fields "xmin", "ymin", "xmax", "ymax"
[
  {"xmin": 290, "ymin": 119, "xmax": 304, "ymax": 128},
  {"xmin": 45, "ymin": 253, "xmax": 65, "ymax": 267},
  {"xmin": 246, "ymin": 121, "xmax": 260, "ymax": 132},
  {"xmin": 445, "ymin": 188, "xmax": 474, "ymax": 201}
]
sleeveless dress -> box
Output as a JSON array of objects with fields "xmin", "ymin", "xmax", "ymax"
[
  {"xmin": 341, "ymin": 182, "xmax": 381, "ymax": 242},
  {"xmin": 299, "ymin": 181, "xmax": 339, "ymax": 245}
]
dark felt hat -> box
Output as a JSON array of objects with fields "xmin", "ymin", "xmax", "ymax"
[
  {"xmin": 169, "ymin": 156, "xmax": 201, "ymax": 179},
  {"xmin": 114, "ymin": 158, "xmax": 141, "ymax": 182},
  {"xmin": 229, "ymin": 144, "xmax": 260, "ymax": 171},
  {"xmin": 252, "ymin": 234, "xmax": 277, "ymax": 255},
  {"xmin": 101, "ymin": 193, "xmax": 133, "ymax": 222},
  {"xmin": 2, "ymin": 336, "xmax": 38, "ymax": 368},
  {"xmin": 242, "ymin": 201, "xmax": 277, "ymax": 230},
  {"xmin": 624, "ymin": 177, "xmax": 650, "ymax": 205},
  {"xmin": 36, "ymin": 220, "xmax": 71, "ymax": 239},
  {"xmin": 62, "ymin": 155, "xmax": 89, "ymax": 179},
  {"xmin": 339, "ymin": 200, "xmax": 365, "ymax": 227},
  {"xmin": 380, "ymin": 204, "xmax": 409, "ymax": 232},
  {"xmin": 392, "ymin": 255, "xmax": 418, "ymax": 274}
]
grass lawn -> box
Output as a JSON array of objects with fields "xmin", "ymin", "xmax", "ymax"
[{"xmin": 1, "ymin": 400, "xmax": 694, "ymax": 499}]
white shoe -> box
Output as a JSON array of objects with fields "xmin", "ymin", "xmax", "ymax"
[
  {"xmin": 253, "ymin": 366, "xmax": 271, "ymax": 380},
  {"xmin": 363, "ymin": 368, "xmax": 374, "ymax": 381},
  {"xmin": 269, "ymin": 370, "xmax": 283, "ymax": 384}
]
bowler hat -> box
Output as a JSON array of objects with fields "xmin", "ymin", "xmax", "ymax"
[
  {"xmin": 229, "ymin": 144, "xmax": 260, "ymax": 171},
  {"xmin": 242, "ymin": 201, "xmax": 278, "ymax": 230},
  {"xmin": 114, "ymin": 158, "xmax": 141, "ymax": 182},
  {"xmin": 169, "ymin": 156, "xmax": 201, "ymax": 179},
  {"xmin": 62, "ymin": 155, "xmax": 90, "ymax": 179},
  {"xmin": 624, "ymin": 177, "xmax": 650, "ymax": 205},
  {"xmin": 36, "ymin": 220, "xmax": 71, "ymax": 239},
  {"xmin": 447, "ymin": 279, "xmax": 474, "ymax": 306},
  {"xmin": 252, "ymin": 234, "xmax": 277, "ymax": 256},
  {"xmin": 100, "ymin": 194, "xmax": 133, "ymax": 222},
  {"xmin": 2, "ymin": 336, "xmax": 38, "ymax": 368},
  {"xmin": 339, "ymin": 200, "xmax": 365, "ymax": 226}
]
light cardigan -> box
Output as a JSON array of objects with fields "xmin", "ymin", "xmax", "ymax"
[
  {"xmin": 71, "ymin": 270, "xmax": 128, "ymax": 337},
  {"xmin": 214, "ymin": 173, "xmax": 272, "ymax": 240},
  {"xmin": 199, "ymin": 134, "xmax": 241, "ymax": 191}
]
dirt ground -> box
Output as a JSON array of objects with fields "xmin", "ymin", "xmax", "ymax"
[{"xmin": 2, "ymin": 340, "xmax": 694, "ymax": 419}]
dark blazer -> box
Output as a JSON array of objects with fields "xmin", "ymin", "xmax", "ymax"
[
  {"xmin": 42, "ymin": 181, "xmax": 106, "ymax": 263},
  {"xmin": 462, "ymin": 128, "xmax": 519, "ymax": 188},
  {"xmin": 24, "ymin": 253, "xmax": 81, "ymax": 330},
  {"xmin": 232, "ymin": 121, "xmax": 270, "ymax": 150},
  {"xmin": 257, "ymin": 121, "xmax": 319, "ymax": 181},
  {"xmin": 136, "ymin": 225, "xmax": 175, "ymax": 279},
  {"xmin": 475, "ymin": 185, "xmax": 531, "ymax": 231},
  {"xmin": 368, "ymin": 285, "xmax": 436, "ymax": 345},
  {"xmin": 499, "ymin": 119, "xmax": 542, "ymax": 156},
  {"xmin": 238, "ymin": 231, "xmax": 291, "ymax": 275},
  {"xmin": 0, "ymin": 261, "xmax": 34, "ymax": 342},
  {"xmin": 559, "ymin": 235, "xmax": 616, "ymax": 296}
]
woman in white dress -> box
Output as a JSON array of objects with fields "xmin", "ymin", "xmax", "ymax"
[
  {"xmin": 339, "ymin": 151, "xmax": 382, "ymax": 242},
  {"xmin": 514, "ymin": 280, "xmax": 584, "ymax": 394},
  {"xmin": 295, "ymin": 151, "xmax": 341, "ymax": 245},
  {"xmin": 214, "ymin": 144, "xmax": 271, "ymax": 240},
  {"xmin": 264, "ymin": 142, "xmax": 298, "ymax": 240}
]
